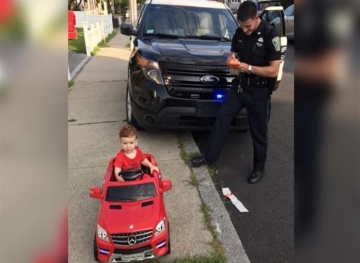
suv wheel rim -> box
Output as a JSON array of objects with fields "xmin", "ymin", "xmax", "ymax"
[{"xmin": 127, "ymin": 88, "xmax": 132, "ymax": 122}]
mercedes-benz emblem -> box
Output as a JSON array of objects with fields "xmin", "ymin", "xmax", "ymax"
[{"xmin": 128, "ymin": 235, "xmax": 137, "ymax": 245}]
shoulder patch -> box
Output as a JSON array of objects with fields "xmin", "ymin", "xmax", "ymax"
[{"xmin": 272, "ymin": 36, "xmax": 280, "ymax": 52}]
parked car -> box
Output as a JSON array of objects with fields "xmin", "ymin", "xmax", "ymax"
[
  {"xmin": 68, "ymin": 10, "xmax": 77, "ymax": 41},
  {"xmin": 284, "ymin": 4, "xmax": 294, "ymax": 40},
  {"xmin": 121, "ymin": 0, "xmax": 287, "ymax": 130},
  {"xmin": 251, "ymin": 0, "xmax": 281, "ymax": 14},
  {"xmin": 90, "ymin": 154, "xmax": 172, "ymax": 263}
]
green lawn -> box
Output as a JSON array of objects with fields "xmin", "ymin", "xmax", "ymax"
[
  {"xmin": 68, "ymin": 28, "xmax": 86, "ymax": 53},
  {"xmin": 68, "ymin": 28, "xmax": 117, "ymax": 55}
]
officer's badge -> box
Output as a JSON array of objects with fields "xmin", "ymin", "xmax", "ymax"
[
  {"xmin": 258, "ymin": 37, "xmax": 263, "ymax": 43},
  {"xmin": 272, "ymin": 36, "xmax": 281, "ymax": 52}
]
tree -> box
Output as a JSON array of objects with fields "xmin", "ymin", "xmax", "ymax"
[
  {"xmin": 119, "ymin": 0, "xmax": 129, "ymax": 11},
  {"xmin": 68, "ymin": 0, "xmax": 83, "ymax": 10}
]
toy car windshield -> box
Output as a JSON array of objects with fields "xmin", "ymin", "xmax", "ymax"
[{"xmin": 106, "ymin": 182, "xmax": 157, "ymax": 202}]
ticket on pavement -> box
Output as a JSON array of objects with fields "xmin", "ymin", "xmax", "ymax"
[{"xmin": 222, "ymin": 187, "xmax": 249, "ymax": 212}]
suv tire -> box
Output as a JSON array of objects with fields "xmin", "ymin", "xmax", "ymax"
[{"xmin": 126, "ymin": 81, "xmax": 142, "ymax": 129}]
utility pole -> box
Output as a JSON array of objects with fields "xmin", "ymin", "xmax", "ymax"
[
  {"xmin": 129, "ymin": 0, "xmax": 138, "ymax": 51},
  {"xmin": 129, "ymin": 0, "xmax": 137, "ymax": 27},
  {"xmin": 111, "ymin": 0, "xmax": 115, "ymax": 16}
]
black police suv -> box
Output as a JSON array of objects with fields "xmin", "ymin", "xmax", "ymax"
[{"xmin": 120, "ymin": 0, "xmax": 286, "ymax": 130}]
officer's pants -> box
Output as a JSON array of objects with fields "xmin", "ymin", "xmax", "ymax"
[{"xmin": 204, "ymin": 88, "xmax": 271, "ymax": 171}]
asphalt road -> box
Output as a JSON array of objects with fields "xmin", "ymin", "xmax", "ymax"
[{"xmin": 192, "ymin": 43, "xmax": 294, "ymax": 263}]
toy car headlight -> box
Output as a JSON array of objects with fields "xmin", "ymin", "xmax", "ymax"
[
  {"xmin": 154, "ymin": 218, "xmax": 166, "ymax": 236},
  {"xmin": 97, "ymin": 224, "xmax": 110, "ymax": 242},
  {"xmin": 136, "ymin": 55, "xmax": 164, "ymax": 85}
]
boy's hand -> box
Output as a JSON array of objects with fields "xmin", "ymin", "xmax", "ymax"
[
  {"xmin": 117, "ymin": 174, "xmax": 124, "ymax": 182},
  {"xmin": 150, "ymin": 165, "xmax": 160, "ymax": 174}
]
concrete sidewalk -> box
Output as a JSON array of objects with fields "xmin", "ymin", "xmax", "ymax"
[{"xmin": 68, "ymin": 32, "xmax": 249, "ymax": 263}]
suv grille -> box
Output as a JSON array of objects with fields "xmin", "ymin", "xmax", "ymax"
[
  {"xmin": 113, "ymin": 245, "xmax": 152, "ymax": 254},
  {"xmin": 111, "ymin": 230, "xmax": 152, "ymax": 246},
  {"xmin": 161, "ymin": 63, "xmax": 230, "ymax": 73},
  {"xmin": 159, "ymin": 63, "xmax": 233, "ymax": 99}
]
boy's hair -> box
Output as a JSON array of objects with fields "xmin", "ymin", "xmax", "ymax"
[
  {"xmin": 237, "ymin": 1, "xmax": 257, "ymax": 22},
  {"xmin": 119, "ymin": 125, "xmax": 138, "ymax": 139}
]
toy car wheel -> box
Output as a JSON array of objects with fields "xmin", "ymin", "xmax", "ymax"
[
  {"xmin": 165, "ymin": 221, "xmax": 171, "ymax": 255},
  {"xmin": 93, "ymin": 235, "xmax": 99, "ymax": 262}
]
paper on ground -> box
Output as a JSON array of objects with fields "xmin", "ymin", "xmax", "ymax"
[{"xmin": 222, "ymin": 187, "xmax": 249, "ymax": 212}]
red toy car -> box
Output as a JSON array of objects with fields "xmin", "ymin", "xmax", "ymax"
[
  {"xmin": 68, "ymin": 10, "xmax": 77, "ymax": 41},
  {"xmin": 90, "ymin": 154, "xmax": 172, "ymax": 263}
]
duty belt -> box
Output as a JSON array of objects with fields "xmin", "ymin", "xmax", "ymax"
[{"xmin": 238, "ymin": 76, "xmax": 268, "ymax": 86}]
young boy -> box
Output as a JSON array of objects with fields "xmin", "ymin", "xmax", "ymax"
[{"xmin": 114, "ymin": 125, "xmax": 159, "ymax": 182}]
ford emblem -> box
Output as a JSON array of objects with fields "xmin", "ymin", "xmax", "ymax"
[{"xmin": 200, "ymin": 75, "xmax": 219, "ymax": 84}]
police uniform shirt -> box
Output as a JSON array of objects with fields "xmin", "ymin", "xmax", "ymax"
[
  {"xmin": 230, "ymin": 20, "xmax": 281, "ymax": 100},
  {"xmin": 231, "ymin": 20, "xmax": 281, "ymax": 68}
]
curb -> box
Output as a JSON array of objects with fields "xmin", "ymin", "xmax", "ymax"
[
  {"xmin": 69, "ymin": 55, "xmax": 91, "ymax": 81},
  {"xmin": 179, "ymin": 132, "xmax": 251, "ymax": 263}
]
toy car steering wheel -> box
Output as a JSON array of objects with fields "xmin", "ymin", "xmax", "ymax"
[{"xmin": 119, "ymin": 169, "xmax": 143, "ymax": 180}]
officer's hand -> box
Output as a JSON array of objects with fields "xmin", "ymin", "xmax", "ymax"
[
  {"xmin": 227, "ymin": 53, "xmax": 237, "ymax": 66},
  {"xmin": 238, "ymin": 62, "xmax": 249, "ymax": 73}
]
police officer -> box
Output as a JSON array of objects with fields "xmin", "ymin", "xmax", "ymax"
[{"xmin": 191, "ymin": 1, "xmax": 281, "ymax": 184}]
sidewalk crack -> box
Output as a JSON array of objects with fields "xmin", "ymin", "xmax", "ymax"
[{"xmin": 69, "ymin": 120, "xmax": 124, "ymax": 126}]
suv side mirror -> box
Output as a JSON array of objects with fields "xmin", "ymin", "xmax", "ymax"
[
  {"xmin": 120, "ymin": 23, "xmax": 138, "ymax": 36},
  {"xmin": 160, "ymin": 180, "xmax": 172, "ymax": 193},
  {"xmin": 89, "ymin": 187, "xmax": 103, "ymax": 199}
]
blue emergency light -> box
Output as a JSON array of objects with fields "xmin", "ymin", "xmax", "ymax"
[{"xmin": 216, "ymin": 94, "xmax": 223, "ymax": 99}]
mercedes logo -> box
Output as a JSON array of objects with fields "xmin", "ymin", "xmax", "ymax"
[{"xmin": 128, "ymin": 235, "xmax": 137, "ymax": 245}]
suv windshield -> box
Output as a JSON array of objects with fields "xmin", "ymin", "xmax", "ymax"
[
  {"xmin": 141, "ymin": 4, "xmax": 238, "ymax": 40},
  {"xmin": 106, "ymin": 183, "xmax": 156, "ymax": 202}
]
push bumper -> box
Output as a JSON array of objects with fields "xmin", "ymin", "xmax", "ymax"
[{"xmin": 131, "ymin": 98, "xmax": 249, "ymax": 131}]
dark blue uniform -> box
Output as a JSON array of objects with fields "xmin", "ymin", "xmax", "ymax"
[{"xmin": 204, "ymin": 20, "xmax": 281, "ymax": 172}]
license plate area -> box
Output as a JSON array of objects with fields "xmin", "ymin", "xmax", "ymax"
[
  {"xmin": 121, "ymin": 253, "xmax": 144, "ymax": 261},
  {"xmin": 196, "ymin": 101, "xmax": 222, "ymax": 117}
]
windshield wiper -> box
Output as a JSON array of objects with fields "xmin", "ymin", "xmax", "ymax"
[
  {"xmin": 185, "ymin": 35, "xmax": 231, "ymax": 41},
  {"xmin": 143, "ymin": 33, "xmax": 183, "ymax": 39}
]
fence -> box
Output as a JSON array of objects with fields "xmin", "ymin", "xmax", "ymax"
[
  {"xmin": 83, "ymin": 20, "xmax": 111, "ymax": 56},
  {"xmin": 74, "ymin": 12, "xmax": 112, "ymax": 28},
  {"xmin": 74, "ymin": 12, "xmax": 115, "ymax": 56}
]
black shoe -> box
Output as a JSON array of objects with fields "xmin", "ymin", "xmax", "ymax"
[
  {"xmin": 248, "ymin": 170, "xmax": 266, "ymax": 184},
  {"xmin": 190, "ymin": 155, "xmax": 212, "ymax": 168}
]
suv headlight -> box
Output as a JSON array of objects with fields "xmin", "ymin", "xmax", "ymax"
[
  {"xmin": 136, "ymin": 55, "xmax": 164, "ymax": 85},
  {"xmin": 97, "ymin": 224, "xmax": 109, "ymax": 242},
  {"xmin": 154, "ymin": 218, "xmax": 166, "ymax": 236}
]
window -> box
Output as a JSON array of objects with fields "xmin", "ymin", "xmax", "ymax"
[
  {"xmin": 106, "ymin": 183, "xmax": 157, "ymax": 202},
  {"xmin": 261, "ymin": 10, "xmax": 284, "ymax": 36},
  {"xmin": 284, "ymin": 4, "xmax": 294, "ymax": 16},
  {"xmin": 142, "ymin": 5, "xmax": 238, "ymax": 38}
]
